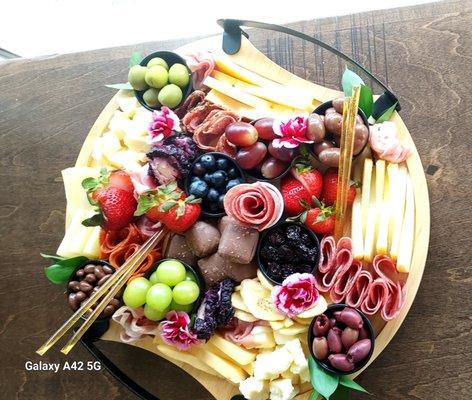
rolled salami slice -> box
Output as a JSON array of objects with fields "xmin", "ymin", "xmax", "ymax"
[
  {"xmin": 345, "ymin": 270, "xmax": 373, "ymax": 309},
  {"xmin": 330, "ymin": 259, "xmax": 363, "ymax": 303},
  {"xmin": 361, "ymin": 278, "xmax": 389, "ymax": 315}
]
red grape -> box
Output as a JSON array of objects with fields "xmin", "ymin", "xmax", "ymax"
[
  {"xmin": 236, "ymin": 142, "xmax": 267, "ymax": 170},
  {"xmin": 268, "ymin": 141, "xmax": 296, "ymax": 162},
  {"xmin": 254, "ymin": 118, "xmax": 276, "ymax": 140},
  {"xmin": 261, "ymin": 157, "xmax": 288, "ymax": 179},
  {"xmin": 225, "ymin": 122, "xmax": 258, "ymax": 147}
]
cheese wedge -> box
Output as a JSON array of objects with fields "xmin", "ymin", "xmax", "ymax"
[
  {"xmin": 82, "ymin": 226, "xmax": 102, "ymax": 259},
  {"xmin": 57, "ymin": 210, "xmax": 93, "ymax": 258},
  {"xmin": 397, "ymin": 174, "xmax": 415, "ymax": 273},
  {"xmin": 214, "ymin": 55, "xmax": 278, "ymax": 87},
  {"xmin": 209, "ymin": 335, "xmax": 257, "ymax": 366}
]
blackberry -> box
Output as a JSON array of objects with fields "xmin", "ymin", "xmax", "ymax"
[
  {"xmin": 296, "ymin": 244, "xmax": 318, "ymax": 263},
  {"xmin": 278, "ymin": 245, "xmax": 293, "ymax": 262},
  {"xmin": 295, "ymin": 263, "xmax": 312, "ymax": 274},
  {"xmin": 286, "ymin": 225, "xmax": 302, "ymax": 244},
  {"xmin": 260, "ymin": 245, "xmax": 280, "ymax": 261},
  {"xmin": 266, "ymin": 262, "xmax": 284, "ymax": 280}
]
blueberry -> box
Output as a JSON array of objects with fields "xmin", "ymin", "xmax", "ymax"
[
  {"xmin": 192, "ymin": 162, "xmax": 206, "ymax": 176},
  {"xmin": 207, "ymin": 202, "xmax": 219, "ymax": 213},
  {"xmin": 226, "ymin": 178, "xmax": 243, "ymax": 192},
  {"xmin": 211, "ymin": 170, "xmax": 228, "ymax": 187},
  {"xmin": 200, "ymin": 154, "xmax": 216, "ymax": 171},
  {"xmin": 216, "ymin": 158, "xmax": 229, "ymax": 170},
  {"xmin": 190, "ymin": 176, "xmax": 200, "ymax": 183},
  {"xmin": 206, "ymin": 188, "xmax": 220, "ymax": 202},
  {"xmin": 189, "ymin": 180, "xmax": 209, "ymax": 198},
  {"xmin": 203, "ymin": 173, "xmax": 212, "ymax": 183},
  {"xmin": 227, "ymin": 167, "xmax": 239, "ymax": 179},
  {"xmin": 218, "ymin": 194, "xmax": 225, "ymax": 209}
]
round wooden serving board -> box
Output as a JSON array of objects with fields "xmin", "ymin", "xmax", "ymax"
[{"xmin": 76, "ymin": 36, "xmax": 430, "ymax": 400}]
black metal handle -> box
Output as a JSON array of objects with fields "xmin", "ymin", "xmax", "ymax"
[
  {"xmin": 217, "ymin": 19, "xmax": 400, "ymax": 117},
  {"xmin": 81, "ymin": 321, "xmax": 160, "ymax": 400}
]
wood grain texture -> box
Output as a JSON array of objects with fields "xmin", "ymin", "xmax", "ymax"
[{"xmin": 1, "ymin": 1, "xmax": 471, "ymax": 399}]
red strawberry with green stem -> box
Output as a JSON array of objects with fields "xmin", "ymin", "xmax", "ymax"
[
  {"xmin": 302, "ymin": 198, "xmax": 335, "ymax": 236},
  {"xmin": 134, "ymin": 182, "xmax": 184, "ymax": 222},
  {"xmin": 321, "ymin": 168, "xmax": 357, "ymax": 206},
  {"xmin": 290, "ymin": 155, "xmax": 323, "ymax": 199},
  {"xmin": 281, "ymin": 176, "xmax": 312, "ymax": 216},
  {"xmin": 159, "ymin": 196, "xmax": 201, "ymax": 234}
]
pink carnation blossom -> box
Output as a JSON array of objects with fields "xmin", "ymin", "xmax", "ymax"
[
  {"xmin": 148, "ymin": 107, "xmax": 181, "ymax": 144},
  {"xmin": 159, "ymin": 311, "xmax": 201, "ymax": 350},
  {"xmin": 272, "ymin": 116, "xmax": 313, "ymax": 149},
  {"xmin": 272, "ymin": 273, "xmax": 319, "ymax": 317}
]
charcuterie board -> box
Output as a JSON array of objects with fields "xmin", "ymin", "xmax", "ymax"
[{"xmin": 41, "ymin": 21, "xmax": 429, "ymax": 400}]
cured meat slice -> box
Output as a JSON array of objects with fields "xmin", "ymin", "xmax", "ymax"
[
  {"xmin": 174, "ymin": 90, "xmax": 206, "ymax": 119},
  {"xmin": 223, "ymin": 182, "xmax": 282, "ymax": 231},
  {"xmin": 369, "ymin": 121, "xmax": 411, "ymax": 163},
  {"xmin": 317, "ymin": 236, "xmax": 336, "ymax": 274},
  {"xmin": 361, "ymin": 278, "xmax": 389, "ymax": 315},
  {"xmin": 112, "ymin": 306, "xmax": 160, "ymax": 343},
  {"xmin": 182, "ymin": 103, "xmax": 222, "ymax": 134},
  {"xmin": 345, "ymin": 270, "xmax": 373, "ymax": 309},
  {"xmin": 329, "ymin": 259, "xmax": 363, "ymax": 303},
  {"xmin": 193, "ymin": 110, "xmax": 240, "ymax": 151},
  {"xmin": 184, "ymin": 51, "xmax": 215, "ymax": 90}
]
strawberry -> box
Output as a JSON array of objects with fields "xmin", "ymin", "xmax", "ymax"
[
  {"xmin": 321, "ymin": 168, "xmax": 356, "ymax": 206},
  {"xmin": 83, "ymin": 168, "xmax": 134, "ymax": 204},
  {"xmin": 303, "ymin": 203, "xmax": 335, "ymax": 236},
  {"xmin": 291, "ymin": 156, "xmax": 323, "ymax": 198},
  {"xmin": 108, "ymin": 170, "xmax": 134, "ymax": 193},
  {"xmin": 159, "ymin": 196, "xmax": 201, "ymax": 234},
  {"xmin": 281, "ymin": 176, "xmax": 312, "ymax": 216},
  {"xmin": 134, "ymin": 182, "xmax": 185, "ymax": 222}
]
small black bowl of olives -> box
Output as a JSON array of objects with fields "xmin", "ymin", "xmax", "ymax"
[
  {"xmin": 185, "ymin": 152, "xmax": 246, "ymax": 218},
  {"xmin": 128, "ymin": 51, "xmax": 193, "ymax": 111}
]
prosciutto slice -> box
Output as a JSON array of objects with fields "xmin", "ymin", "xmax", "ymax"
[
  {"xmin": 174, "ymin": 90, "xmax": 206, "ymax": 119},
  {"xmin": 193, "ymin": 110, "xmax": 240, "ymax": 152},
  {"xmin": 221, "ymin": 319, "xmax": 270, "ymax": 349},
  {"xmin": 369, "ymin": 121, "xmax": 412, "ymax": 163},
  {"xmin": 182, "ymin": 103, "xmax": 222, "ymax": 134},
  {"xmin": 223, "ymin": 182, "xmax": 283, "ymax": 231},
  {"xmin": 112, "ymin": 306, "xmax": 160, "ymax": 343},
  {"xmin": 184, "ymin": 51, "xmax": 215, "ymax": 90}
]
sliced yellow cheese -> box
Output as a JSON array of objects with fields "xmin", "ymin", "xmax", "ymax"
[
  {"xmin": 241, "ymin": 362, "xmax": 254, "ymax": 376},
  {"xmin": 375, "ymin": 160, "xmax": 386, "ymax": 206},
  {"xmin": 190, "ymin": 347, "xmax": 247, "ymax": 384},
  {"xmin": 277, "ymin": 324, "xmax": 307, "ymax": 336},
  {"xmin": 397, "ymin": 174, "xmax": 415, "ymax": 273},
  {"xmin": 363, "ymin": 167, "xmax": 377, "ymax": 263},
  {"xmin": 82, "ymin": 226, "xmax": 102, "ymax": 259},
  {"xmin": 209, "ymin": 335, "xmax": 257, "ymax": 366},
  {"xmin": 283, "ymin": 318, "xmax": 295, "ymax": 328},
  {"xmin": 104, "ymin": 149, "xmax": 145, "ymax": 172},
  {"xmin": 57, "ymin": 210, "xmax": 93, "ymax": 258},
  {"xmin": 269, "ymin": 320, "xmax": 285, "ymax": 330},
  {"xmin": 351, "ymin": 187, "xmax": 363, "ymax": 260},
  {"xmin": 205, "ymin": 89, "xmax": 261, "ymax": 120},
  {"xmin": 376, "ymin": 163, "xmax": 394, "ymax": 254},
  {"xmin": 360, "ymin": 158, "xmax": 373, "ymax": 238},
  {"xmin": 389, "ymin": 165, "xmax": 408, "ymax": 260}
]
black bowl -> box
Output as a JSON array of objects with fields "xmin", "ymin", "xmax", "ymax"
[
  {"xmin": 308, "ymin": 303, "xmax": 375, "ymax": 375},
  {"xmin": 67, "ymin": 259, "xmax": 118, "ymax": 327},
  {"xmin": 134, "ymin": 51, "xmax": 193, "ymax": 112},
  {"xmin": 257, "ymin": 221, "xmax": 320, "ymax": 285},
  {"xmin": 312, "ymin": 100, "xmax": 370, "ymax": 159},
  {"xmin": 185, "ymin": 152, "xmax": 246, "ymax": 218},
  {"xmin": 145, "ymin": 258, "xmax": 205, "ymax": 316}
]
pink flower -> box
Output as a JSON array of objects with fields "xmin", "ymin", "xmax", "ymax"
[
  {"xmin": 272, "ymin": 116, "xmax": 313, "ymax": 149},
  {"xmin": 148, "ymin": 107, "xmax": 181, "ymax": 144},
  {"xmin": 272, "ymin": 273, "xmax": 319, "ymax": 317},
  {"xmin": 159, "ymin": 311, "xmax": 201, "ymax": 350}
]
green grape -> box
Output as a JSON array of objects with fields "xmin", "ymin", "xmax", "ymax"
[
  {"xmin": 123, "ymin": 277, "xmax": 151, "ymax": 308},
  {"xmin": 172, "ymin": 281, "xmax": 200, "ymax": 305},
  {"xmin": 144, "ymin": 304, "xmax": 169, "ymax": 321},
  {"xmin": 146, "ymin": 283, "xmax": 173, "ymax": 311},
  {"xmin": 169, "ymin": 300, "xmax": 193, "ymax": 313},
  {"xmin": 168, "ymin": 63, "xmax": 190, "ymax": 88},
  {"xmin": 147, "ymin": 57, "xmax": 169, "ymax": 70},
  {"xmin": 128, "ymin": 65, "xmax": 148, "ymax": 91},
  {"xmin": 184, "ymin": 271, "xmax": 197, "ymax": 282},
  {"xmin": 154, "ymin": 259, "xmax": 186, "ymax": 287},
  {"xmin": 143, "ymin": 88, "xmax": 160, "ymax": 107},
  {"xmin": 158, "ymin": 84, "xmax": 182, "ymax": 108},
  {"xmin": 145, "ymin": 65, "xmax": 168, "ymax": 89}
]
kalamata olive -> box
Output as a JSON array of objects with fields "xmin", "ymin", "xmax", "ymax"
[
  {"xmin": 327, "ymin": 328, "xmax": 342, "ymax": 353},
  {"xmin": 353, "ymin": 123, "xmax": 369, "ymax": 155},
  {"xmin": 68, "ymin": 293, "xmax": 78, "ymax": 310},
  {"xmin": 102, "ymin": 305, "xmax": 115, "ymax": 317},
  {"xmin": 75, "ymin": 291, "xmax": 86, "ymax": 303},
  {"xmin": 325, "ymin": 107, "xmax": 337, "ymax": 114},
  {"xmin": 236, "ymin": 142, "xmax": 267, "ymax": 170},
  {"xmin": 68, "ymin": 280, "xmax": 80, "ymax": 292},
  {"xmin": 313, "ymin": 314, "xmax": 330, "ymax": 337},
  {"xmin": 324, "ymin": 112, "xmax": 342, "ymax": 134},
  {"xmin": 347, "ymin": 339, "xmax": 372, "ymax": 363},
  {"xmin": 306, "ymin": 113, "xmax": 325, "ymax": 143},
  {"xmin": 312, "ymin": 337, "xmax": 329, "ymax": 360},
  {"xmin": 76, "ymin": 269, "xmax": 85, "ymax": 278},
  {"xmin": 85, "ymin": 273, "xmax": 97, "ymax": 283},
  {"xmin": 339, "ymin": 307, "xmax": 364, "ymax": 329},
  {"xmin": 102, "ymin": 265, "xmax": 114, "ymax": 274},
  {"xmin": 84, "ymin": 264, "xmax": 95, "ymax": 274},
  {"xmin": 79, "ymin": 281, "xmax": 93, "ymax": 293},
  {"xmin": 97, "ymin": 274, "xmax": 111, "ymax": 286},
  {"xmin": 358, "ymin": 326, "xmax": 369, "ymax": 340},
  {"xmin": 254, "ymin": 118, "xmax": 276, "ymax": 140},
  {"xmin": 328, "ymin": 354, "xmax": 355, "ymax": 372},
  {"xmin": 318, "ymin": 148, "xmax": 340, "ymax": 167},
  {"xmin": 268, "ymin": 141, "xmax": 296, "ymax": 162},
  {"xmin": 341, "ymin": 327, "xmax": 359, "ymax": 349},
  {"xmin": 313, "ymin": 140, "xmax": 334, "ymax": 156},
  {"xmin": 333, "ymin": 311, "xmax": 342, "ymax": 320},
  {"xmin": 261, "ymin": 157, "xmax": 288, "ymax": 179},
  {"xmin": 332, "ymin": 97, "xmax": 346, "ymax": 113},
  {"xmin": 225, "ymin": 122, "xmax": 259, "ymax": 147},
  {"xmin": 329, "ymin": 317, "xmax": 337, "ymax": 328}
]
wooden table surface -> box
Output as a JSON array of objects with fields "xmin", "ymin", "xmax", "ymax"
[{"xmin": 1, "ymin": 1, "xmax": 471, "ymax": 399}]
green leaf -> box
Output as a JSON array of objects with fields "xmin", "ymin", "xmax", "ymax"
[
  {"xmin": 342, "ymin": 67, "xmax": 364, "ymax": 97},
  {"xmin": 339, "ymin": 376, "xmax": 369, "ymax": 394},
  {"xmin": 358, "ymin": 85, "xmax": 373, "ymax": 118},
  {"xmin": 40, "ymin": 253, "xmax": 65, "ymax": 263},
  {"xmin": 105, "ymin": 82, "xmax": 134, "ymax": 90},
  {"xmin": 375, "ymin": 102, "xmax": 398, "ymax": 123},
  {"xmin": 129, "ymin": 51, "xmax": 142, "ymax": 67},
  {"xmin": 331, "ymin": 385, "xmax": 352, "ymax": 400},
  {"xmin": 134, "ymin": 195, "xmax": 157, "ymax": 216},
  {"xmin": 309, "ymin": 357, "xmax": 340, "ymax": 399},
  {"xmin": 81, "ymin": 177, "xmax": 99, "ymax": 191},
  {"xmin": 44, "ymin": 256, "xmax": 88, "ymax": 284},
  {"xmin": 82, "ymin": 213, "xmax": 104, "ymax": 227},
  {"xmin": 310, "ymin": 389, "xmax": 321, "ymax": 400}
]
